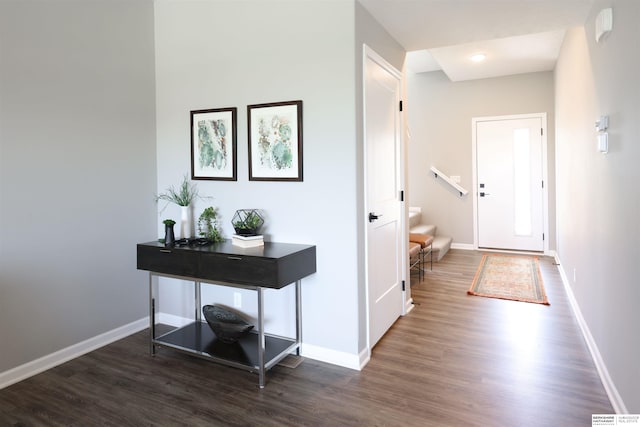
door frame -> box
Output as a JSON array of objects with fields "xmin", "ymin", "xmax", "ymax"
[
  {"xmin": 471, "ymin": 113, "xmax": 549, "ymax": 254},
  {"xmin": 362, "ymin": 44, "xmax": 408, "ymax": 354}
]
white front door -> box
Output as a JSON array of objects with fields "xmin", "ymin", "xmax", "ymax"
[
  {"xmin": 474, "ymin": 115, "xmax": 546, "ymax": 251},
  {"xmin": 364, "ymin": 46, "xmax": 403, "ymax": 349}
]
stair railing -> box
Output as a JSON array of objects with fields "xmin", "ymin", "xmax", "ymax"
[{"xmin": 430, "ymin": 166, "xmax": 468, "ymax": 197}]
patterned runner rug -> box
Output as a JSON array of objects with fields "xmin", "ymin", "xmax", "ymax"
[{"xmin": 467, "ymin": 254, "xmax": 550, "ymax": 305}]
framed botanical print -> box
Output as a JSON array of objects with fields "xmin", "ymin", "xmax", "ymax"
[
  {"xmin": 191, "ymin": 107, "xmax": 237, "ymax": 181},
  {"xmin": 247, "ymin": 100, "xmax": 303, "ymax": 181}
]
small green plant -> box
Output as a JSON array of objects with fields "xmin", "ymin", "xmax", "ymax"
[
  {"xmin": 232, "ymin": 209, "xmax": 264, "ymax": 235},
  {"xmin": 245, "ymin": 211, "xmax": 263, "ymax": 229},
  {"xmin": 162, "ymin": 219, "xmax": 176, "ymax": 226},
  {"xmin": 155, "ymin": 175, "xmax": 201, "ymax": 211},
  {"xmin": 198, "ymin": 206, "xmax": 224, "ymax": 243}
]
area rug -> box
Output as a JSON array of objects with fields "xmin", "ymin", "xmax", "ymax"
[{"xmin": 467, "ymin": 254, "xmax": 550, "ymax": 305}]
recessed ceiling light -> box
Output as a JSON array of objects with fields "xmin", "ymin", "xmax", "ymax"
[{"xmin": 470, "ymin": 53, "xmax": 486, "ymax": 62}]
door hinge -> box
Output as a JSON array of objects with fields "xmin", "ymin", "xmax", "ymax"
[
  {"xmin": 402, "ymin": 280, "xmax": 406, "ymax": 291},
  {"xmin": 542, "ymin": 180, "xmax": 544, "ymax": 189},
  {"xmin": 399, "ymin": 100, "xmax": 403, "ymax": 112},
  {"xmin": 399, "ymin": 190, "xmax": 404, "ymax": 201},
  {"xmin": 541, "ymin": 128, "xmax": 543, "ymax": 136},
  {"xmin": 543, "ymin": 233, "xmax": 545, "ymax": 241}
]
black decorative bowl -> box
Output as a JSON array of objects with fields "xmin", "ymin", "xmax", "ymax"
[{"xmin": 202, "ymin": 305, "xmax": 254, "ymax": 344}]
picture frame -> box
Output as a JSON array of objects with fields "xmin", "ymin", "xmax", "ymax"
[
  {"xmin": 190, "ymin": 107, "xmax": 237, "ymax": 181},
  {"xmin": 247, "ymin": 100, "xmax": 303, "ymax": 181}
]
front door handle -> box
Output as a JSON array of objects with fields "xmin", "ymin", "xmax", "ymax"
[{"xmin": 368, "ymin": 212, "xmax": 382, "ymax": 222}]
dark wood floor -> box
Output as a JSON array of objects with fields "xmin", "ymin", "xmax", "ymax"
[{"xmin": 0, "ymin": 250, "xmax": 612, "ymax": 426}]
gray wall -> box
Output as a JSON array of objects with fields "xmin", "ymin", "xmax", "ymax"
[
  {"xmin": 0, "ymin": 0, "xmax": 405, "ymax": 377},
  {"xmin": 0, "ymin": 1, "xmax": 157, "ymax": 372},
  {"xmin": 407, "ymin": 71, "xmax": 556, "ymax": 247},
  {"xmin": 555, "ymin": 0, "xmax": 640, "ymax": 412},
  {"xmin": 154, "ymin": 0, "xmax": 404, "ymax": 363}
]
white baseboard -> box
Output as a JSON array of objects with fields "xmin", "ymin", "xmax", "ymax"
[
  {"xmin": 555, "ymin": 254, "xmax": 627, "ymax": 414},
  {"xmin": 451, "ymin": 242, "xmax": 474, "ymax": 250},
  {"xmin": 301, "ymin": 343, "xmax": 366, "ymax": 371},
  {"xmin": 404, "ymin": 297, "xmax": 415, "ymax": 315},
  {"xmin": 157, "ymin": 312, "xmax": 193, "ymax": 327},
  {"xmin": 358, "ymin": 348, "xmax": 371, "ymax": 369},
  {"xmin": 0, "ymin": 317, "xmax": 148, "ymax": 390},
  {"xmin": 453, "ymin": 244, "xmax": 558, "ymax": 257},
  {"xmin": 0, "ymin": 312, "xmax": 368, "ymax": 390}
]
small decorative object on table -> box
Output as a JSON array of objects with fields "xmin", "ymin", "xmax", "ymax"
[
  {"xmin": 232, "ymin": 234, "xmax": 264, "ymax": 248},
  {"xmin": 231, "ymin": 209, "xmax": 264, "ymax": 236},
  {"xmin": 232, "ymin": 209, "xmax": 264, "ymax": 247},
  {"xmin": 155, "ymin": 174, "xmax": 203, "ymax": 239},
  {"xmin": 202, "ymin": 305, "xmax": 254, "ymax": 344},
  {"xmin": 162, "ymin": 219, "xmax": 176, "ymax": 246},
  {"xmin": 197, "ymin": 206, "xmax": 224, "ymax": 243}
]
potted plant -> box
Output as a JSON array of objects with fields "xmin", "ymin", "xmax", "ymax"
[
  {"xmin": 231, "ymin": 209, "xmax": 264, "ymax": 236},
  {"xmin": 155, "ymin": 175, "xmax": 202, "ymax": 239},
  {"xmin": 162, "ymin": 219, "xmax": 176, "ymax": 246},
  {"xmin": 197, "ymin": 206, "xmax": 224, "ymax": 243},
  {"xmin": 155, "ymin": 174, "xmax": 200, "ymax": 208}
]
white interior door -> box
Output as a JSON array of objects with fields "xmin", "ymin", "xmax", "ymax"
[
  {"xmin": 475, "ymin": 116, "xmax": 545, "ymax": 251},
  {"xmin": 364, "ymin": 46, "xmax": 403, "ymax": 349}
]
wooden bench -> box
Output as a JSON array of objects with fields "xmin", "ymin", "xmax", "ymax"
[
  {"xmin": 409, "ymin": 241, "xmax": 423, "ymax": 280},
  {"xmin": 409, "ymin": 233, "xmax": 434, "ymax": 276}
]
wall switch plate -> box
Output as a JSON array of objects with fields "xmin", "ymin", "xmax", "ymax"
[
  {"xmin": 233, "ymin": 292, "xmax": 242, "ymax": 308},
  {"xmin": 597, "ymin": 133, "xmax": 608, "ymax": 153}
]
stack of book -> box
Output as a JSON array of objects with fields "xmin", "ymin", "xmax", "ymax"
[{"xmin": 231, "ymin": 234, "xmax": 264, "ymax": 248}]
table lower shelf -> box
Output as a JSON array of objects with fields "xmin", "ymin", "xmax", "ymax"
[{"xmin": 153, "ymin": 321, "xmax": 297, "ymax": 373}]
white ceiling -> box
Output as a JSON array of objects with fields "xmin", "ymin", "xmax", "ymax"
[{"xmin": 358, "ymin": 0, "xmax": 595, "ymax": 81}]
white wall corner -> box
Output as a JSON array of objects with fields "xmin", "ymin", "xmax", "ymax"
[
  {"xmin": 358, "ymin": 347, "xmax": 371, "ymax": 370},
  {"xmin": 0, "ymin": 317, "xmax": 148, "ymax": 390},
  {"xmin": 555, "ymin": 255, "xmax": 628, "ymax": 414},
  {"xmin": 405, "ymin": 298, "xmax": 415, "ymax": 314}
]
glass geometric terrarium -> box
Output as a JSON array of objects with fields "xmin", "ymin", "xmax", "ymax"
[{"xmin": 231, "ymin": 209, "xmax": 264, "ymax": 236}]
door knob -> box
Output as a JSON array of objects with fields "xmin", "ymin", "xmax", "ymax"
[{"xmin": 368, "ymin": 212, "xmax": 382, "ymax": 222}]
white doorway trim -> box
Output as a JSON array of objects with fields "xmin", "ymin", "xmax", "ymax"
[
  {"xmin": 471, "ymin": 113, "xmax": 549, "ymax": 254},
  {"xmin": 362, "ymin": 44, "xmax": 407, "ymax": 355}
]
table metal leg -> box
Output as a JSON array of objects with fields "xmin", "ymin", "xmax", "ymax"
[
  {"xmin": 194, "ymin": 281, "xmax": 201, "ymax": 322},
  {"xmin": 295, "ymin": 280, "xmax": 302, "ymax": 356},
  {"xmin": 148, "ymin": 272, "xmax": 156, "ymax": 356},
  {"xmin": 257, "ymin": 287, "xmax": 265, "ymax": 388}
]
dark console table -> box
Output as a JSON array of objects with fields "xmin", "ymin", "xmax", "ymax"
[{"xmin": 137, "ymin": 240, "xmax": 316, "ymax": 388}]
